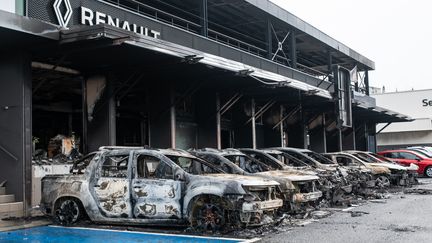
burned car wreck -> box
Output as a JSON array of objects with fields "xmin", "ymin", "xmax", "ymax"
[
  {"xmin": 190, "ymin": 148, "xmax": 323, "ymax": 213},
  {"xmin": 40, "ymin": 147, "xmax": 283, "ymax": 231}
]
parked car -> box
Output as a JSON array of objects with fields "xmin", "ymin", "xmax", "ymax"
[
  {"xmin": 344, "ymin": 150, "xmax": 412, "ymax": 186},
  {"xmin": 41, "ymin": 147, "xmax": 284, "ymax": 231},
  {"xmin": 406, "ymin": 146, "xmax": 432, "ymax": 158},
  {"xmin": 378, "ymin": 149, "xmax": 432, "ymax": 177},
  {"xmin": 324, "ymin": 152, "xmax": 392, "ymax": 187},
  {"xmin": 191, "ymin": 148, "xmax": 322, "ymax": 212}
]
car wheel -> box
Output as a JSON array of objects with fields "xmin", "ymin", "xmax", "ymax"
[
  {"xmin": 191, "ymin": 196, "xmax": 226, "ymax": 232},
  {"xmin": 54, "ymin": 198, "xmax": 82, "ymax": 226},
  {"xmin": 375, "ymin": 175, "xmax": 390, "ymax": 188},
  {"xmin": 425, "ymin": 166, "xmax": 432, "ymax": 178}
]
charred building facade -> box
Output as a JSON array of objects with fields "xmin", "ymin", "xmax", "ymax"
[{"xmin": 0, "ymin": 0, "xmax": 409, "ymax": 215}]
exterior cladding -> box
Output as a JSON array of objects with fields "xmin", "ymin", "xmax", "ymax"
[{"xmin": 26, "ymin": 0, "xmax": 333, "ymax": 92}]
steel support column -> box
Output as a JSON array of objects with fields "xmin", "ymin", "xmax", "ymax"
[
  {"xmin": 200, "ymin": 0, "xmax": 208, "ymax": 37},
  {"xmin": 280, "ymin": 105, "xmax": 285, "ymax": 147},
  {"xmin": 290, "ymin": 29, "xmax": 297, "ymax": 68},
  {"xmin": 81, "ymin": 78, "xmax": 88, "ymax": 154},
  {"xmin": 251, "ymin": 99, "xmax": 256, "ymax": 149},
  {"xmin": 322, "ymin": 113, "xmax": 327, "ymax": 153},
  {"xmin": 365, "ymin": 70, "xmax": 370, "ymax": 95},
  {"xmin": 267, "ymin": 19, "xmax": 273, "ymax": 59},
  {"xmin": 170, "ymin": 84, "xmax": 176, "ymax": 148},
  {"xmin": 107, "ymin": 80, "xmax": 116, "ymax": 146},
  {"xmin": 216, "ymin": 93, "xmax": 221, "ymax": 149}
]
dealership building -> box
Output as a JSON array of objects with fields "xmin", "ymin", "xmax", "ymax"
[
  {"xmin": 374, "ymin": 89, "xmax": 432, "ymax": 150},
  {"xmin": 0, "ymin": 0, "xmax": 409, "ymax": 216}
]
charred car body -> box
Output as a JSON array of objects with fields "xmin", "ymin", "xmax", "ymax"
[
  {"xmin": 40, "ymin": 147, "xmax": 283, "ymax": 230},
  {"xmin": 268, "ymin": 148, "xmax": 353, "ymax": 205},
  {"xmin": 191, "ymin": 148, "xmax": 322, "ymax": 212},
  {"xmin": 324, "ymin": 152, "xmax": 392, "ymax": 188},
  {"xmin": 345, "ymin": 150, "xmax": 417, "ymax": 186}
]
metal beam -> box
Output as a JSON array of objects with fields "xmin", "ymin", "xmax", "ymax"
[
  {"xmin": 267, "ymin": 18, "xmax": 272, "ymax": 59},
  {"xmin": 280, "ymin": 105, "xmax": 285, "ymax": 147},
  {"xmin": 376, "ymin": 122, "xmax": 392, "ymax": 135},
  {"xmin": 251, "ymin": 98, "xmax": 256, "ymax": 149},
  {"xmin": 200, "ymin": 0, "xmax": 208, "ymax": 37},
  {"xmin": 216, "ymin": 93, "xmax": 222, "ymax": 150},
  {"xmin": 219, "ymin": 93, "xmax": 243, "ymax": 115},
  {"xmin": 272, "ymin": 105, "xmax": 301, "ymax": 129},
  {"xmin": 365, "ymin": 70, "xmax": 370, "ymax": 95},
  {"xmin": 322, "ymin": 113, "xmax": 327, "ymax": 153},
  {"xmin": 244, "ymin": 99, "xmax": 276, "ymax": 124},
  {"xmin": 290, "ymin": 29, "xmax": 297, "ymax": 68},
  {"xmin": 170, "ymin": 84, "xmax": 176, "ymax": 148}
]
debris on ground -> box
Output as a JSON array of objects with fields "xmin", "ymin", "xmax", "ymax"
[
  {"xmin": 404, "ymin": 188, "xmax": 432, "ymax": 195},
  {"xmin": 350, "ymin": 211, "xmax": 370, "ymax": 217}
]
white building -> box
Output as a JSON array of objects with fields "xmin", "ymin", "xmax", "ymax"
[{"xmin": 373, "ymin": 89, "xmax": 432, "ymax": 150}]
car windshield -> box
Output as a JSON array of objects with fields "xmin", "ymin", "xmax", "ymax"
[
  {"xmin": 303, "ymin": 151, "xmax": 334, "ymax": 165},
  {"xmin": 373, "ymin": 153, "xmax": 393, "ymax": 162},
  {"xmin": 352, "ymin": 153, "xmax": 377, "ymax": 163},
  {"xmin": 223, "ymin": 155, "xmax": 270, "ymax": 173},
  {"xmin": 266, "ymin": 152, "xmax": 310, "ymax": 168},
  {"xmin": 281, "ymin": 151, "xmax": 316, "ymax": 167},
  {"xmin": 241, "ymin": 151, "xmax": 283, "ymax": 170},
  {"xmin": 166, "ymin": 155, "xmax": 224, "ymax": 175}
]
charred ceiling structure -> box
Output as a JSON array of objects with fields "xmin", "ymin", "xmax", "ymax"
[{"xmin": 0, "ymin": 0, "xmax": 410, "ymax": 214}]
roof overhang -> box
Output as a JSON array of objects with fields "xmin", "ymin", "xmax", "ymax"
[
  {"xmin": 0, "ymin": 10, "xmax": 59, "ymax": 50},
  {"xmin": 60, "ymin": 24, "xmax": 332, "ymax": 99}
]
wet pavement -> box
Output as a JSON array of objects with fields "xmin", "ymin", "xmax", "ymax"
[{"xmin": 262, "ymin": 178, "xmax": 432, "ymax": 243}]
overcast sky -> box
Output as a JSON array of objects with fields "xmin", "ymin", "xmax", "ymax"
[{"xmin": 271, "ymin": 0, "xmax": 432, "ymax": 92}]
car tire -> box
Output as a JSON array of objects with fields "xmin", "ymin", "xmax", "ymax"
[
  {"xmin": 54, "ymin": 197, "xmax": 82, "ymax": 226},
  {"xmin": 424, "ymin": 166, "xmax": 432, "ymax": 178}
]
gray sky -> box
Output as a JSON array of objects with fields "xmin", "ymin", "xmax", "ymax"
[{"xmin": 271, "ymin": 0, "xmax": 432, "ymax": 92}]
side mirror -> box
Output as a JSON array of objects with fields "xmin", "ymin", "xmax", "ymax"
[
  {"xmin": 175, "ymin": 172, "xmax": 185, "ymax": 181},
  {"xmin": 416, "ymin": 158, "xmax": 421, "ymax": 162}
]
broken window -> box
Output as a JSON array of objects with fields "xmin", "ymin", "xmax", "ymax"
[
  {"xmin": 335, "ymin": 156, "xmax": 358, "ymax": 167},
  {"xmin": 136, "ymin": 155, "xmax": 173, "ymax": 180},
  {"xmin": 101, "ymin": 155, "xmax": 129, "ymax": 178},
  {"xmin": 166, "ymin": 155, "xmax": 221, "ymax": 175},
  {"xmin": 224, "ymin": 155, "xmax": 269, "ymax": 173},
  {"xmin": 244, "ymin": 152, "xmax": 282, "ymax": 170}
]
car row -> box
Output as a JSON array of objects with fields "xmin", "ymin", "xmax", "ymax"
[
  {"xmin": 40, "ymin": 146, "xmax": 419, "ymax": 231},
  {"xmin": 378, "ymin": 147, "xmax": 432, "ymax": 177}
]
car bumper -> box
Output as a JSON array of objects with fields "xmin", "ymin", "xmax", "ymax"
[
  {"xmin": 292, "ymin": 191, "xmax": 323, "ymax": 203},
  {"xmin": 241, "ymin": 199, "xmax": 283, "ymax": 212}
]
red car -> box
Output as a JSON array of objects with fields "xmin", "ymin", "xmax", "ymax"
[{"xmin": 378, "ymin": 149, "xmax": 432, "ymax": 177}]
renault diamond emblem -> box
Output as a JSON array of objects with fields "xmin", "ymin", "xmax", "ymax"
[{"xmin": 53, "ymin": 0, "xmax": 73, "ymax": 27}]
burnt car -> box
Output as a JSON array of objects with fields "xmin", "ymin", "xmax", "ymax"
[
  {"xmin": 267, "ymin": 147, "xmax": 354, "ymax": 204},
  {"xmin": 345, "ymin": 150, "xmax": 416, "ymax": 186},
  {"xmin": 191, "ymin": 148, "xmax": 322, "ymax": 213},
  {"xmin": 41, "ymin": 147, "xmax": 283, "ymax": 231},
  {"xmin": 324, "ymin": 152, "xmax": 391, "ymax": 188}
]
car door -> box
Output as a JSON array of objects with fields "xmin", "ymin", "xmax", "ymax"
[
  {"xmin": 397, "ymin": 152, "xmax": 420, "ymax": 166},
  {"xmin": 131, "ymin": 152, "xmax": 182, "ymax": 220},
  {"xmin": 92, "ymin": 150, "xmax": 132, "ymax": 218}
]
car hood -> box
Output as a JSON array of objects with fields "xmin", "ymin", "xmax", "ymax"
[
  {"xmin": 369, "ymin": 163, "xmax": 407, "ymax": 171},
  {"xmin": 364, "ymin": 164, "xmax": 391, "ymax": 174},
  {"xmin": 256, "ymin": 170, "xmax": 319, "ymax": 181},
  {"xmin": 202, "ymin": 173, "xmax": 280, "ymax": 187}
]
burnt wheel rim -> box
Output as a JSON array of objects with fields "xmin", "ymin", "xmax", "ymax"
[
  {"xmin": 426, "ymin": 167, "xmax": 432, "ymax": 177},
  {"xmin": 196, "ymin": 203, "xmax": 224, "ymax": 232},
  {"xmin": 376, "ymin": 176, "xmax": 390, "ymax": 187},
  {"xmin": 56, "ymin": 200, "xmax": 80, "ymax": 225}
]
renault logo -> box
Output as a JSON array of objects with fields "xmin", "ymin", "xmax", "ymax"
[{"xmin": 53, "ymin": 0, "xmax": 73, "ymax": 28}]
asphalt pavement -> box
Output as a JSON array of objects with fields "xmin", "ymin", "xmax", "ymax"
[{"xmin": 262, "ymin": 178, "xmax": 432, "ymax": 243}]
